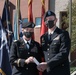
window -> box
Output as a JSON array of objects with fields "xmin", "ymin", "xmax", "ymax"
[
  {"xmin": 35, "ymin": 17, "xmax": 41, "ymax": 27},
  {"xmin": 60, "ymin": 11, "xmax": 68, "ymax": 30},
  {"xmin": 22, "ymin": 18, "xmax": 28, "ymax": 23}
]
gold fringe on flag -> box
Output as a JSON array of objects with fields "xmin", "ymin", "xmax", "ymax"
[{"xmin": 0, "ymin": 69, "xmax": 6, "ymax": 75}]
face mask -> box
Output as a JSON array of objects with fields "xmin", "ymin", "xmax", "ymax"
[
  {"xmin": 23, "ymin": 32, "xmax": 33, "ymax": 38},
  {"xmin": 45, "ymin": 20, "xmax": 55, "ymax": 28}
]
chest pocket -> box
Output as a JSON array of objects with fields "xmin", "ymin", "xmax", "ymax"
[
  {"xmin": 50, "ymin": 40, "xmax": 60, "ymax": 53},
  {"xmin": 19, "ymin": 47, "xmax": 25, "ymax": 53},
  {"xmin": 41, "ymin": 42, "xmax": 48, "ymax": 51},
  {"xmin": 18, "ymin": 45, "xmax": 28, "ymax": 58},
  {"xmin": 30, "ymin": 45, "xmax": 38, "ymax": 53},
  {"xmin": 51, "ymin": 40, "xmax": 60, "ymax": 46},
  {"xmin": 29, "ymin": 44, "xmax": 39, "ymax": 58}
]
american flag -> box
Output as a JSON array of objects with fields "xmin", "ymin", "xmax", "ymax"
[{"xmin": 0, "ymin": 18, "xmax": 12, "ymax": 75}]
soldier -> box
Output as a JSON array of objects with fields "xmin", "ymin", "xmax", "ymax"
[
  {"xmin": 37, "ymin": 10, "xmax": 71, "ymax": 75},
  {"xmin": 9, "ymin": 22, "xmax": 44, "ymax": 75}
]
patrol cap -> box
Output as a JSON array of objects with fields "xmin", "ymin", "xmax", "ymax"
[
  {"xmin": 44, "ymin": 10, "xmax": 56, "ymax": 21},
  {"xmin": 22, "ymin": 22, "xmax": 35, "ymax": 28}
]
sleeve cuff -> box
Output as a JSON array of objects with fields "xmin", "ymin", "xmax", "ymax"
[{"xmin": 17, "ymin": 59, "xmax": 25, "ymax": 67}]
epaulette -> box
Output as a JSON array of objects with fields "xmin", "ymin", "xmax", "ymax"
[
  {"xmin": 41, "ymin": 36, "xmax": 45, "ymax": 43},
  {"xmin": 13, "ymin": 40, "xmax": 17, "ymax": 42},
  {"xmin": 13, "ymin": 40, "xmax": 20, "ymax": 43},
  {"xmin": 13, "ymin": 40, "xmax": 21, "ymax": 46}
]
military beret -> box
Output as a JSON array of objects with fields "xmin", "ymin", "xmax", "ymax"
[
  {"xmin": 22, "ymin": 22, "xmax": 35, "ymax": 28},
  {"xmin": 44, "ymin": 10, "xmax": 56, "ymax": 21}
]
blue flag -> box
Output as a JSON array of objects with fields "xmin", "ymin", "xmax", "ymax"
[
  {"xmin": 0, "ymin": 18, "xmax": 12, "ymax": 75},
  {"xmin": 19, "ymin": 11, "xmax": 23, "ymax": 38},
  {"xmin": 1, "ymin": 0, "xmax": 13, "ymax": 49},
  {"xmin": 13, "ymin": 11, "xmax": 19, "ymax": 40},
  {"xmin": 14, "ymin": 0, "xmax": 21, "ymax": 40}
]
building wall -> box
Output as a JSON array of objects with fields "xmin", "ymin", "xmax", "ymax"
[
  {"xmin": 10, "ymin": 0, "xmax": 48, "ymax": 21},
  {"xmin": 0, "ymin": 0, "xmax": 5, "ymax": 17},
  {"xmin": 49, "ymin": 0, "xmax": 69, "ymax": 27}
]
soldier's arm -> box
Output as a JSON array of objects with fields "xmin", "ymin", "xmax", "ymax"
[{"xmin": 9, "ymin": 41, "xmax": 27, "ymax": 67}]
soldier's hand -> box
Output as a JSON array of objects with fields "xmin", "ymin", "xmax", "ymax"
[
  {"xmin": 37, "ymin": 62, "xmax": 48, "ymax": 72},
  {"xmin": 25, "ymin": 56, "xmax": 34, "ymax": 64}
]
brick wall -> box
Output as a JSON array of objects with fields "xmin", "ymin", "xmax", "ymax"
[{"xmin": 49, "ymin": 0, "xmax": 69, "ymax": 27}]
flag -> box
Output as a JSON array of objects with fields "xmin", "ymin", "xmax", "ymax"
[
  {"xmin": 13, "ymin": 0, "xmax": 20, "ymax": 40},
  {"xmin": 40, "ymin": 0, "xmax": 48, "ymax": 36},
  {"xmin": 17, "ymin": 0, "xmax": 23, "ymax": 39},
  {"xmin": 28, "ymin": 0, "xmax": 33, "ymax": 22},
  {"xmin": 40, "ymin": 0, "xmax": 47, "ymax": 75},
  {"xmin": 0, "ymin": 17, "xmax": 12, "ymax": 75},
  {"xmin": 1, "ymin": 0, "xmax": 13, "ymax": 49},
  {"xmin": 28, "ymin": 0, "xmax": 34, "ymax": 39},
  {"xmin": 13, "ymin": 11, "xmax": 19, "ymax": 40},
  {"xmin": 19, "ymin": 10, "xmax": 23, "ymax": 39}
]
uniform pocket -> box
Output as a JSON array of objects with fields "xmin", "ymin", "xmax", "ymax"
[{"xmin": 51, "ymin": 40, "xmax": 60, "ymax": 46}]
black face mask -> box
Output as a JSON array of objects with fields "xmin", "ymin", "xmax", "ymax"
[
  {"xmin": 45, "ymin": 20, "xmax": 55, "ymax": 28},
  {"xmin": 23, "ymin": 32, "xmax": 33, "ymax": 38}
]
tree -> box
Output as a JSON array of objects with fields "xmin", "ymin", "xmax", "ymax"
[
  {"xmin": 64, "ymin": 0, "xmax": 76, "ymax": 52},
  {"xmin": 71, "ymin": 0, "xmax": 76, "ymax": 52}
]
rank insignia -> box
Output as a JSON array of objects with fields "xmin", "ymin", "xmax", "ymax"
[
  {"xmin": 53, "ymin": 35, "xmax": 60, "ymax": 40},
  {"xmin": 31, "ymin": 45, "xmax": 38, "ymax": 53},
  {"xmin": 42, "ymin": 37, "xmax": 45, "ymax": 42}
]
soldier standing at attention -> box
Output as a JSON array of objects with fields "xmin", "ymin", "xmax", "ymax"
[
  {"xmin": 9, "ymin": 22, "xmax": 44, "ymax": 75},
  {"xmin": 37, "ymin": 10, "xmax": 71, "ymax": 75}
]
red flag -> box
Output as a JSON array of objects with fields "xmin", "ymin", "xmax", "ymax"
[
  {"xmin": 28, "ymin": 0, "xmax": 33, "ymax": 22},
  {"xmin": 40, "ymin": 0, "xmax": 48, "ymax": 36},
  {"xmin": 28, "ymin": 0, "xmax": 34, "ymax": 39},
  {"xmin": 40, "ymin": 0, "xmax": 47, "ymax": 75}
]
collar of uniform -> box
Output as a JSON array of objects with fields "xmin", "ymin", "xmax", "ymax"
[
  {"xmin": 23, "ymin": 39, "xmax": 31, "ymax": 44},
  {"xmin": 48, "ymin": 26, "xmax": 57, "ymax": 35}
]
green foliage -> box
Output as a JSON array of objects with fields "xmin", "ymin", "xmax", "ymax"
[
  {"xmin": 72, "ymin": 0, "xmax": 76, "ymax": 25},
  {"xmin": 65, "ymin": 0, "xmax": 76, "ymax": 25},
  {"xmin": 71, "ymin": 1, "xmax": 76, "ymax": 52},
  {"xmin": 65, "ymin": 0, "xmax": 76, "ymax": 52},
  {"xmin": 71, "ymin": 25, "xmax": 76, "ymax": 52},
  {"xmin": 70, "ymin": 67, "xmax": 76, "ymax": 74}
]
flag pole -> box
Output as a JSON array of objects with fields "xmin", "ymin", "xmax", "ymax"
[
  {"xmin": 69, "ymin": 0, "xmax": 72, "ymax": 38},
  {"xmin": 16, "ymin": 0, "xmax": 18, "ymax": 40},
  {"xmin": 69, "ymin": 0, "xmax": 72, "ymax": 63},
  {"xmin": 18, "ymin": 0, "xmax": 20, "ymax": 38},
  {"xmin": 6, "ymin": 0, "xmax": 10, "ymax": 31}
]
